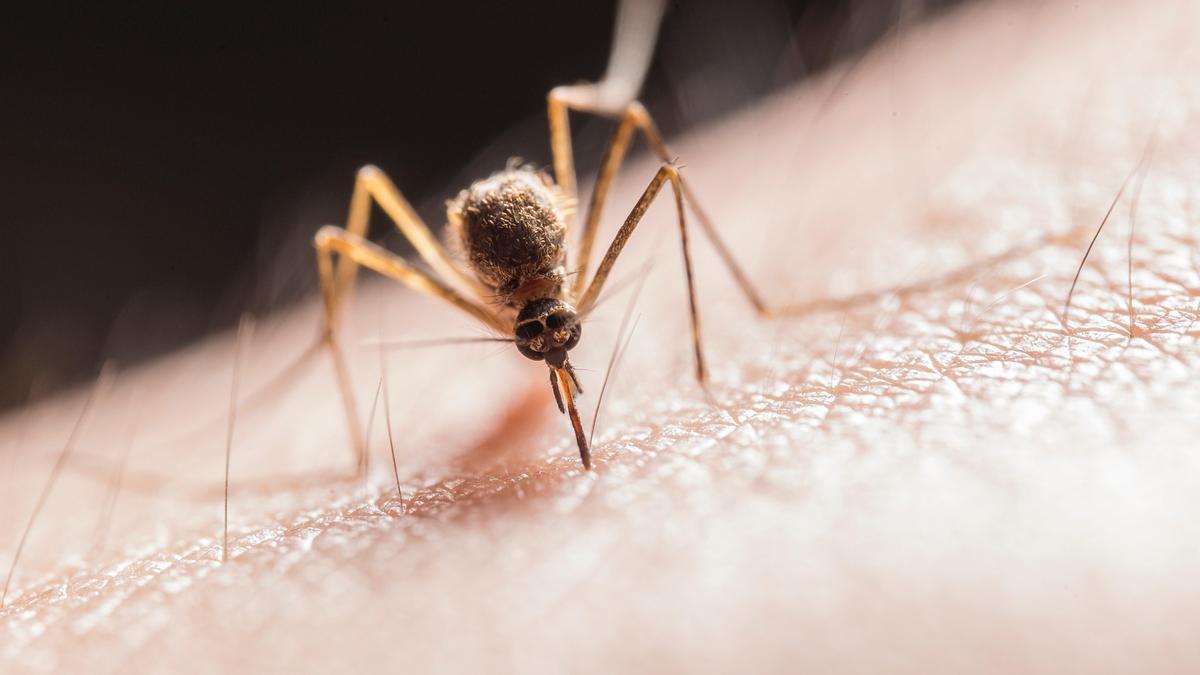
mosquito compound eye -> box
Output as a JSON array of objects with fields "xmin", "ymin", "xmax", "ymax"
[
  {"xmin": 563, "ymin": 325, "xmax": 581, "ymax": 351},
  {"xmin": 545, "ymin": 313, "xmax": 565, "ymax": 330},
  {"xmin": 515, "ymin": 321, "xmax": 543, "ymax": 341}
]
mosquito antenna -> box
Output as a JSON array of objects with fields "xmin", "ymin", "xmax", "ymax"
[
  {"xmin": 222, "ymin": 315, "xmax": 255, "ymax": 563},
  {"xmin": 365, "ymin": 336, "xmax": 514, "ymax": 350},
  {"xmin": 3, "ymin": 362, "xmax": 115, "ymax": 607},
  {"xmin": 582, "ymin": 266, "xmax": 652, "ymax": 317}
]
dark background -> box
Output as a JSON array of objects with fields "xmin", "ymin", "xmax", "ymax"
[{"xmin": 0, "ymin": 0, "xmax": 959, "ymax": 411}]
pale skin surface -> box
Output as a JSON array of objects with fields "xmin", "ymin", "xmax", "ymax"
[{"xmin": 2, "ymin": 0, "xmax": 1200, "ymax": 672}]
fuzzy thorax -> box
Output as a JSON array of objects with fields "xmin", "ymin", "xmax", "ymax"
[{"xmin": 447, "ymin": 166, "xmax": 572, "ymax": 309}]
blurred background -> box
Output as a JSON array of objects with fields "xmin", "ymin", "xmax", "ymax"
[{"xmin": 0, "ymin": 0, "xmax": 964, "ymax": 411}]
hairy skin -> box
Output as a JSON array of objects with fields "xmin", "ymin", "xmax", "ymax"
[{"xmin": 2, "ymin": 0, "xmax": 1200, "ymax": 672}]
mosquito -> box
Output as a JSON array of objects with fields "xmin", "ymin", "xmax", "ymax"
[{"xmin": 313, "ymin": 0, "xmax": 791, "ymax": 470}]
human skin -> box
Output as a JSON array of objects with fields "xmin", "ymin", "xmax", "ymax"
[{"xmin": 2, "ymin": 0, "xmax": 1199, "ymax": 672}]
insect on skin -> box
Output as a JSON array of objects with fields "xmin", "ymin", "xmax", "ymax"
[{"xmin": 312, "ymin": 1, "xmax": 798, "ymax": 470}]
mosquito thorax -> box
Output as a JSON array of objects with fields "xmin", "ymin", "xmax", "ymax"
[
  {"xmin": 447, "ymin": 165, "xmax": 571, "ymax": 307},
  {"xmin": 514, "ymin": 297, "xmax": 582, "ymax": 364}
]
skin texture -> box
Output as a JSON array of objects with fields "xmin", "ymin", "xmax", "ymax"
[{"xmin": 2, "ymin": 0, "xmax": 1200, "ymax": 672}]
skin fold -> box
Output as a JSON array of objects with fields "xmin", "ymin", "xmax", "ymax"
[{"xmin": 2, "ymin": 0, "xmax": 1199, "ymax": 672}]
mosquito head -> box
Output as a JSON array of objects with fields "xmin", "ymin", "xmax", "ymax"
[{"xmin": 514, "ymin": 298, "xmax": 581, "ymax": 366}]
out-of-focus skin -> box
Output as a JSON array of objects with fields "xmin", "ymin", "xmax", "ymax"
[{"xmin": 3, "ymin": 0, "xmax": 1200, "ymax": 672}]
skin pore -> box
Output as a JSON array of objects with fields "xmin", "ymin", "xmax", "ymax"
[{"xmin": 2, "ymin": 0, "xmax": 1199, "ymax": 672}]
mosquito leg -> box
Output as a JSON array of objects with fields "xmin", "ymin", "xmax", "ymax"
[
  {"xmin": 550, "ymin": 94, "xmax": 784, "ymax": 317},
  {"xmin": 314, "ymin": 226, "xmax": 508, "ymax": 471},
  {"xmin": 547, "ymin": 0, "xmax": 667, "ymax": 218},
  {"xmin": 676, "ymin": 180, "xmax": 776, "ymax": 315},
  {"xmin": 547, "ymin": 88, "xmax": 581, "ymax": 210},
  {"xmin": 546, "ymin": 95, "xmax": 757, "ymax": 318},
  {"xmin": 327, "ymin": 165, "xmax": 485, "ymax": 333},
  {"xmin": 548, "ymin": 83, "xmax": 676, "ymax": 301},
  {"xmin": 316, "ymin": 226, "xmax": 507, "ymax": 334},
  {"xmin": 577, "ymin": 163, "xmax": 707, "ymax": 385},
  {"xmin": 625, "ymin": 112, "xmax": 777, "ymax": 316},
  {"xmin": 640, "ymin": 114, "xmax": 875, "ymax": 317}
]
